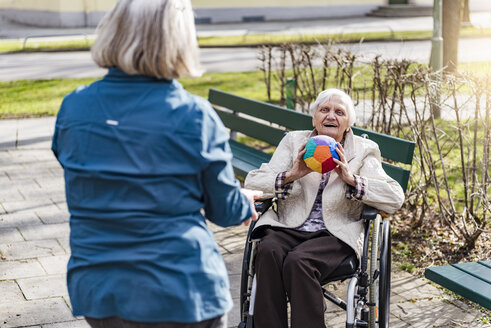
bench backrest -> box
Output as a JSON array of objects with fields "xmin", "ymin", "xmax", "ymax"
[{"xmin": 209, "ymin": 88, "xmax": 415, "ymax": 192}]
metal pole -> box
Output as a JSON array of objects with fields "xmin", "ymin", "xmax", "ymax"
[
  {"xmin": 429, "ymin": 0, "xmax": 442, "ymax": 118},
  {"xmin": 430, "ymin": 0, "xmax": 443, "ymax": 71}
]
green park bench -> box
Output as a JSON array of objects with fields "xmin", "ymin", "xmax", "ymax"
[
  {"xmin": 208, "ymin": 88, "xmax": 415, "ymax": 192},
  {"xmin": 425, "ymin": 261, "xmax": 491, "ymax": 310}
]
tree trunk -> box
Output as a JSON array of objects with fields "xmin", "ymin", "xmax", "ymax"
[
  {"xmin": 462, "ymin": 0, "xmax": 471, "ymax": 24},
  {"xmin": 442, "ymin": 0, "xmax": 463, "ymax": 73}
]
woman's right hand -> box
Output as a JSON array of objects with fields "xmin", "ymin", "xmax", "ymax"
[
  {"xmin": 240, "ymin": 188, "xmax": 263, "ymax": 226},
  {"xmin": 284, "ymin": 141, "xmax": 312, "ymax": 184}
]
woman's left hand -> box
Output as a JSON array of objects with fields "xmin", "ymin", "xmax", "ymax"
[{"xmin": 333, "ymin": 143, "xmax": 355, "ymax": 187}]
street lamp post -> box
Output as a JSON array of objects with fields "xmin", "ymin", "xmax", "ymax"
[
  {"xmin": 430, "ymin": 0, "xmax": 442, "ymax": 118},
  {"xmin": 430, "ymin": 0, "xmax": 443, "ymax": 71}
]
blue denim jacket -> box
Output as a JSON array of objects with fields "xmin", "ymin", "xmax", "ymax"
[{"xmin": 52, "ymin": 67, "xmax": 251, "ymax": 322}]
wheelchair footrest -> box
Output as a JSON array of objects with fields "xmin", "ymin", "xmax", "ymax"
[
  {"xmin": 355, "ymin": 320, "xmax": 368, "ymax": 328},
  {"xmin": 322, "ymin": 288, "xmax": 347, "ymax": 311}
]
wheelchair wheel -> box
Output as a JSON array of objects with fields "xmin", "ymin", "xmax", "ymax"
[
  {"xmin": 369, "ymin": 215, "xmax": 381, "ymax": 328},
  {"xmin": 378, "ymin": 219, "xmax": 391, "ymax": 328},
  {"xmin": 368, "ymin": 216, "xmax": 391, "ymax": 328},
  {"xmin": 238, "ymin": 221, "xmax": 257, "ymax": 328}
]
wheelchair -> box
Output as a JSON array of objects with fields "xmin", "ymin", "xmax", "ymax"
[{"xmin": 237, "ymin": 199, "xmax": 392, "ymax": 328}]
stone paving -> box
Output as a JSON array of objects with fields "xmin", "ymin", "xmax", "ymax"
[{"xmin": 0, "ymin": 117, "xmax": 489, "ymax": 328}]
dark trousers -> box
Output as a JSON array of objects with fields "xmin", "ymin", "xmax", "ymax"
[
  {"xmin": 253, "ymin": 228, "xmax": 354, "ymax": 328},
  {"xmin": 85, "ymin": 314, "xmax": 227, "ymax": 328}
]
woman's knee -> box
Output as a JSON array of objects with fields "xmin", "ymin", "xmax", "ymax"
[
  {"xmin": 256, "ymin": 238, "xmax": 282, "ymax": 261},
  {"xmin": 255, "ymin": 236, "xmax": 291, "ymax": 269},
  {"xmin": 282, "ymin": 251, "xmax": 315, "ymax": 279}
]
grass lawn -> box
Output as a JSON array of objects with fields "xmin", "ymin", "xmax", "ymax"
[
  {"xmin": 1, "ymin": 61, "xmax": 489, "ymax": 119},
  {"xmin": 0, "ymin": 71, "xmax": 269, "ymax": 119}
]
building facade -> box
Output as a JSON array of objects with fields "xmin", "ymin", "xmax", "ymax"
[{"xmin": 0, "ymin": 0, "xmax": 395, "ymax": 27}]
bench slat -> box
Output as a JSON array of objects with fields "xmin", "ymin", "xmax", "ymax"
[
  {"xmin": 425, "ymin": 265, "xmax": 491, "ymax": 310},
  {"xmin": 479, "ymin": 260, "xmax": 491, "ymax": 269},
  {"xmin": 452, "ymin": 262, "xmax": 491, "ymax": 285},
  {"xmin": 231, "ymin": 159, "xmax": 257, "ymax": 179},
  {"xmin": 229, "ymin": 140, "xmax": 272, "ymax": 179},
  {"xmin": 381, "ymin": 162, "xmax": 411, "ymax": 193},
  {"xmin": 229, "ymin": 140, "xmax": 272, "ymax": 165},
  {"xmin": 210, "ymin": 88, "xmax": 312, "ymax": 130},
  {"xmin": 352, "ymin": 127, "xmax": 415, "ymax": 165},
  {"xmin": 214, "ymin": 108, "xmax": 286, "ymax": 146}
]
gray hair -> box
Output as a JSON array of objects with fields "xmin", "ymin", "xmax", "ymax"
[
  {"xmin": 310, "ymin": 89, "xmax": 356, "ymax": 126},
  {"xmin": 91, "ymin": 0, "xmax": 202, "ymax": 79}
]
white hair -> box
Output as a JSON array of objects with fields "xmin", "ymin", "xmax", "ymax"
[
  {"xmin": 310, "ymin": 89, "xmax": 356, "ymax": 126},
  {"xmin": 91, "ymin": 0, "xmax": 202, "ymax": 79}
]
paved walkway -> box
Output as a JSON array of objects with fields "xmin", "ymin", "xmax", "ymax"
[
  {"xmin": 0, "ymin": 117, "xmax": 488, "ymax": 328},
  {"xmin": 1, "ymin": 11, "xmax": 490, "ymax": 40}
]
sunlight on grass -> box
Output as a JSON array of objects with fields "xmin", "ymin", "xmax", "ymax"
[
  {"xmin": 0, "ymin": 37, "xmax": 96, "ymax": 53},
  {"xmin": 0, "ymin": 78, "xmax": 98, "ymax": 118},
  {"xmin": 1, "ymin": 61, "xmax": 488, "ymax": 119},
  {"xmin": 1, "ymin": 27, "xmax": 490, "ymax": 53},
  {"xmin": 0, "ymin": 71, "xmax": 271, "ymax": 119},
  {"xmin": 459, "ymin": 61, "xmax": 491, "ymax": 76}
]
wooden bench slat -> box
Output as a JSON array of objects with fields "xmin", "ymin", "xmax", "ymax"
[
  {"xmin": 229, "ymin": 140, "xmax": 272, "ymax": 179},
  {"xmin": 479, "ymin": 260, "xmax": 491, "ymax": 269},
  {"xmin": 352, "ymin": 127, "xmax": 415, "ymax": 165},
  {"xmin": 452, "ymin": 262, "xmax": 491, "ymax": 285},
  {"xmin": 381, "ymin": 162, "xmax": 411, "ymax": 193},
  {"xmin": 210, "ymin": 88, "xmax": 312, "ymax": 130},
  {"xmin": 214, "ymin": 109, "xmax": 285, "ymax": 146},
  {"xmin": 231, "ymin": 160, "xmax": 256, "ymax": 179},
  {"xmin": 425, "ymin": 265, "xmax": 491, "ymax": 310},
  {"xmin": 229, "ymin": 140, "xmax": 272, "ymax": 165}
]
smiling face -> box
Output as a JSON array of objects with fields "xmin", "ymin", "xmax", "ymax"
[{"xmin": 312, "ymin": 95, "xmax": 350, "ymax": 142}]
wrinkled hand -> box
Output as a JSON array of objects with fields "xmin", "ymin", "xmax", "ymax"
[
  {"xmin": 240, "ymin": 188, "xmax": 263, "ymax": 226},
  {"xmin": 333, "ymin": 142, "xmax": 355, "ymax": 187},
  {"xmin": 284, "ymin": 141, "xmax": 313, "ymax": 184}
]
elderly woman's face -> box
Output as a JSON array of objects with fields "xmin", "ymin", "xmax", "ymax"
[{"xmin": 312, "ymin": 95, "xmax": 350, "ymax": 142}]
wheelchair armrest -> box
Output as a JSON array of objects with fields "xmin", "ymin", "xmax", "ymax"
[
  {"xmin": 254, "ymin": 198, "xmax": 274, "ymax": 214},
  {"xmin": 362, "ymin": 205, "xmax": 378, "ymax": 221}
]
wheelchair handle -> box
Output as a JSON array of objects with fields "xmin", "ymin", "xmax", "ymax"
[{"xmin": 254, "ymin": 198, "xmax": 274, "ymax": 214}]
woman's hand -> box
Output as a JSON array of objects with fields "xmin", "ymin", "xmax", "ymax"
[
  {"xmin": 240, "ymin": 188, "xmax": 263, "ymax": 226},
  {"xmin": 333, "ymin": 142, "xmax": 355, "ymax": 187},
  {"xmin": 284, "ymin": 141, "xmax": 313, "ymax": 184}
]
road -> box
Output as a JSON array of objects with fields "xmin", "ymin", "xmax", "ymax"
[{"xmin": 1, "ymin": 38, "xmax": 490, "ymax": 81}]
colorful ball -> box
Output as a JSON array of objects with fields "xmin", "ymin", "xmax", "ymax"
[{"xmin": 303, "ymin": 135, "xmax": 340, "ymax": 173}]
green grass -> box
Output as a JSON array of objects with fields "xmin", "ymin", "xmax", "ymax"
[
  {"xmin": 0, "ymin": 37, "xmax": 96, "ymax": 53},
  {"xmin": 0, "ymin": 78, "xmax": 97, "ymax": 118},
  {"xmin": 1, "ymin": 61, "xmax": 488, "ymax": 119},
  {"xmin": 1, "ymin": 26, "xmax": 490, "ymax": 53},
  {"xmin": 0, "ymin": 71, "xmax": 270, "ymax": 119},
  {"xmin": 200, "ymin": 27, "xmax": 491, "ymax": 46}
]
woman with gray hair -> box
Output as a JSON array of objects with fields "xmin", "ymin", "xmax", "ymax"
[
  {"xmin": 244, "ymin": 88, "xmax": 404, "ymax": 328},
  {"xmin": 52, "ymin": 0, "xmax": 261, "ymax": 327}
]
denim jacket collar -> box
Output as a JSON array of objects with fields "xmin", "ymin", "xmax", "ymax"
[{"xmin": 104, "ymin": 67, "xmax": 172, "ymax": 84}]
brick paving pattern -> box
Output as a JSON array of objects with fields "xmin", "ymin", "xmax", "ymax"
[{"xmin": 0, "ymin": 117, "xmax": 488, "ymax": 327}]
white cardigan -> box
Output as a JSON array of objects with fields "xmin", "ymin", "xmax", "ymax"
[{"xmin": 244, "ymin": 130, "xmax": 404, "ymax": 260}]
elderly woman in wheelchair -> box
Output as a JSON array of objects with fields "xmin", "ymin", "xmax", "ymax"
[{"xmin": 242, "ymin": 88, "xmax": 404, "ymax": 328}]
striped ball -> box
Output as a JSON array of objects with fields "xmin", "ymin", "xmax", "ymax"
[{"xmin": 303, "ymin": 135, "xmax": 340, "ymax": 173}]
